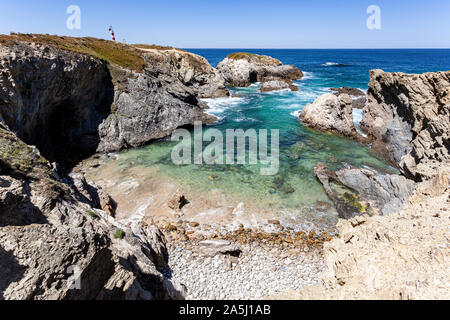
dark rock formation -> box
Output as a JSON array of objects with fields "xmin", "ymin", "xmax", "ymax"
[
  {"xmin": 217, "ymin": 52, "xmax": 303, "ymax": 90},
  {"xmin": 361, "ymin": 69, "xmax": 450, "ymax": 181},
  {"xmin": 0, "ymin": 41, "xmax": 113, "ymax": 166},
  {"xmin": 314, "ymin": 163, "xmax": 414, "ymax": 219},
  {"xmin": 0, "ymin": 36, "xmax": 228, "ymax": 167}
]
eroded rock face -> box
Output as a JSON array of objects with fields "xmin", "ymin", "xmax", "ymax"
[
  {"xmin": 95, "ymin": 49, "xmax": 229, "ymax": 153},
  {"xmin": 361, "ymin": 69, "xmax": 450, "ymax": 181},
  {"xmin": 330, "ymin": 87, "xmax": 366, "ymax": 109},
  {"xmin": 0, "ymin": 127, "xmax": 179, "ymax": 300},
  {"xmin": 300, "ymin": 93, "xmax": 357, "ymax": 138},
  {"xmin": 217, "ymin": 53, "xmax": 303, "ymax": 89},
  {"xmin": 0, "ymin": 42, "xmax": 113, "ymax": 165}
]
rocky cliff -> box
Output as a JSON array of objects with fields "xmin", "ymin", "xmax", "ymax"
[
  {"xmin": 361, "ymin": 69, "xmax": 450, "ymax": 181},
  {"xmin": 217, "ymin": 52, "xmax": 303, "ymax": 91},
  {"xmin": 0, "ymin": 122, "xmax": 179, "ymax": 300},
  {"xmin": 0, "ymin": 34, "xmax": 233, "ymax": 300},
  {"xmin": 0, "ymin": 35, "xmax": 228, "ymax": 166}
]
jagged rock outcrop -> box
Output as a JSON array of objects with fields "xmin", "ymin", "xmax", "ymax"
[
  {"xmin": 0, "ymin": 122, "xmax": 178, "ymax": 300},
  {"xmin": 136, "ymin": 47, "xmax": 229, "ymax": 99},
  {"xmin": 361, "ymin": 69, "xmax": 450, "ymax": 181},
  {"xmin": 217, "ymin": 52, "xmax": 303, "ymax": 90},
  {"xmin": 300, "ymin": 93, "xmax": 357, "ymax": 138},
  {"xmin": 0, "ymin": 35, "xmax": 228, "ymax": 165},
  {"xmin": 314, "ymin": 163, "xmax": 415, "ymax": 219}
]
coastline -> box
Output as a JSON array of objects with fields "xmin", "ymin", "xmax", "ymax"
[{"xmin": 0, "ymin": 35, "xmax": 448, "ymax": 300}]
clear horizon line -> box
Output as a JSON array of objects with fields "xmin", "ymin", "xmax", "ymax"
[{"xmin": 183, "ymin": 47, "xmax": 450, "ymax": 50}]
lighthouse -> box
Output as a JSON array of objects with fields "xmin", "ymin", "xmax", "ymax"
[{"xmin": 108, "ymin": 26, "xmax": 116, "ymax": 41}]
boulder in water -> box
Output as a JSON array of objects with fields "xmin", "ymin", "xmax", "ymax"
[{"xmin": 300, "ymin": 93, "xmax": 357, "ymax": 138}]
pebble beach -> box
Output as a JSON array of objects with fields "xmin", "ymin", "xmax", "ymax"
[{"xmin": 164, "ymin": 241, "xmax": 325, "ymax": 300}]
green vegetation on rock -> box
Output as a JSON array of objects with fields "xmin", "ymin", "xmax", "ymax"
[
  {"xmin": 227, "ymin": 52, "xmax": 261, "ymax": 60},
  {"xmin": 87, "ymin": 210, "xmax": 98, "ymax": 219},
  {"xmin": 133, "ymin": 44, "xmax": 186, "ymax": 52},
  {"xmin": 113, "ymin": 229, "xmax": 125, "ymax": 239},
  {"xmin": 0, "ymin": 34, "xmax": 147, "ymax": 72},
  {"xmin": 226, "ymin": 52, "xmax": 282, "ymax": 65},
  {"xmin": 0, "ymin": 122, "xmax": 53, "ymax": 179}
]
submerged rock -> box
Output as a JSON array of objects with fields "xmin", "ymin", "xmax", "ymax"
[
  {"xmin": 361, "ymin": 69, "xmax": 450, "ymax": 181},
  {"xmin": 168, "ymin": 192, "xmax": 190, "ymax": 211},
  {"xmin": 300, "ymin": 93, "xmax": 357, "ymax": 138},
  {"xmin": 217, "ymin": 52, "xmax": 303, "ymax": 90}
]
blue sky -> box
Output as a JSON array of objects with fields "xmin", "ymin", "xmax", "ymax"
[{"xmin": 1, "ymin": 0, "xmax": 449, "ymax": 48}]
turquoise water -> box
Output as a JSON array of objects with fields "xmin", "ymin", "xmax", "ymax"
[{"xmin": 115, "ymin": 49, "xmax": 450, "ymax": 221}]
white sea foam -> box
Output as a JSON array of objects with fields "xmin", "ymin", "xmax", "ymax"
[
  {"xmin": 234, "ymin": 116, "xmax": 260, "ymax": 123},
  {"xmin": 294, "ymin": 87, "xmax": 329, "ymax": 101},
  {"xmin": 201, "ymin": 96, "xmax": 246, "ymax": 114},
  {"xmin": 358, "ymin": 87, "xmax": 369, "ymax": 94},
  {"xmin": 322, "ymin": 62, "xmax": 340, "ymax": 66},
  {"xmin": 353, "ymin": 108, "xmax": 362, "ymax": 125},
  {"xmin": 290, "ymin": 110, "xmax": 302, "ymax": 118},
  {"xmin": 300, "ymin": 72, "xmax": 315, "ymax": 80},
  {"xmin": 353, "ymin": 108, "xmax": 368, "ymax": 138},
  {"xmin": 321, "ymin": 62, "xmax": 349, "ymax": 67},
  {"xmin": 263, "ymin": 88, "xmax": 292, "ymax": 95}
]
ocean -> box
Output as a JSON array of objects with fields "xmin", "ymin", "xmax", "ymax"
[{"xmin": 106, "ymin": 49, "xmax": 450, "ymax": 228}]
